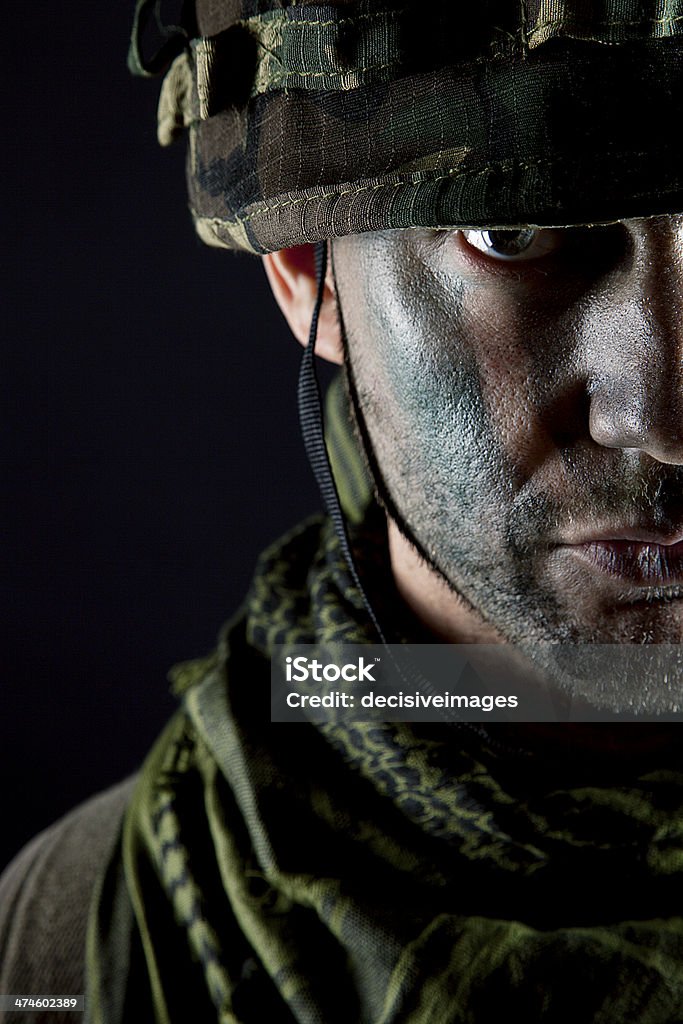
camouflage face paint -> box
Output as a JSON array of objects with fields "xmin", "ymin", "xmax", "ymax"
[{"xmin": 331, "ymin": 218, "xmax": 683, "ymax": 713}]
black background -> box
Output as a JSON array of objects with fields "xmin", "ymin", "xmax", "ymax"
[{"xmin": 3, "ymin": 4, "xmax": 322, "ymax": 869}]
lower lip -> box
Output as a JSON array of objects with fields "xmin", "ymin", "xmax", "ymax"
[{"xmin": 563, "ymin": 540, "xmax": 683, "ymax": 586}]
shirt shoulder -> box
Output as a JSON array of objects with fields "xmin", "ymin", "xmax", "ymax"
[{"xmin": 0, "ymin": 777, "xmax": 137, "ymax": 1002}]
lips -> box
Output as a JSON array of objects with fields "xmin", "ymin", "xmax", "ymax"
[{"xmin": 560, "ymin": 534, "xmax": 683, "ymax": 586}]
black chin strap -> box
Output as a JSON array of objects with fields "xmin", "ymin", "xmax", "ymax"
[{"xmin": 297, "ymin": 240, "xmax": 388, "ymax": 644}]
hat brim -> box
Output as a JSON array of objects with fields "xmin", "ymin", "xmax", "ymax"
[{"xmin": 186, "ymin": 36, "xmax": 683, "ymax": 253}]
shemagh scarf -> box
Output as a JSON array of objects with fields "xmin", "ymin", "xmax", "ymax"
[{"xmin": 85, "ymin": 378, "xmax": 683, "ymax": 1023}]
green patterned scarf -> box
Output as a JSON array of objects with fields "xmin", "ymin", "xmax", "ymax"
[{"xmin": 85, "ymin": 381, "xmax": 683, "ymax": 1023}]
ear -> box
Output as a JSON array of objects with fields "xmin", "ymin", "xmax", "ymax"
[{"xmin": 262, "ymin": 244, "xmax": 344, "ymax": 365}]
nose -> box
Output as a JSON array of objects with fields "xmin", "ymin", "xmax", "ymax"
[
  {"xmin": 590, "ymin": 387, "xmax": 683, "ymax": 465},
  {"xmin": 587, "ymin": 221, "xmax": 683, "ymax": 465}
]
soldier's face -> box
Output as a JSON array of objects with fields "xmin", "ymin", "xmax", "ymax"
[{"xmin": 331, "ymin": 217, "xmax": 683, "ymax": 694}]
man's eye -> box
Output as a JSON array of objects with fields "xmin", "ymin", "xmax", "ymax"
[{"xmin": 461, "ymin": 228, "xmax": 562, "ymax": 262}]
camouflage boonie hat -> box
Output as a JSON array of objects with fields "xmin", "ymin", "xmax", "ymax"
[{"xmin": 131, "ymin": 1, "xmax": 683, "ymax": 254}]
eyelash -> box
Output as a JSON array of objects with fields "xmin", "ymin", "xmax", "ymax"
[
  {"xmin": 421, "ymin": 223, "xmax": 631, "ymax": 282},
  {"xmin": 421, "ymin": 229, "xmax": 556, "ymax": 271}
]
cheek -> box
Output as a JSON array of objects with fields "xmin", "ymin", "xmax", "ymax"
[
  {"xmin": 346, "ymin": 257, "xmax": 519, "ymax": 531},
  {"xmin": 460, "ymin": 288, "xmax": 582, "ymax": 478},
  {"xmin": 363, "ymin": 267, "xmax": 539, "ymax": 459}
]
